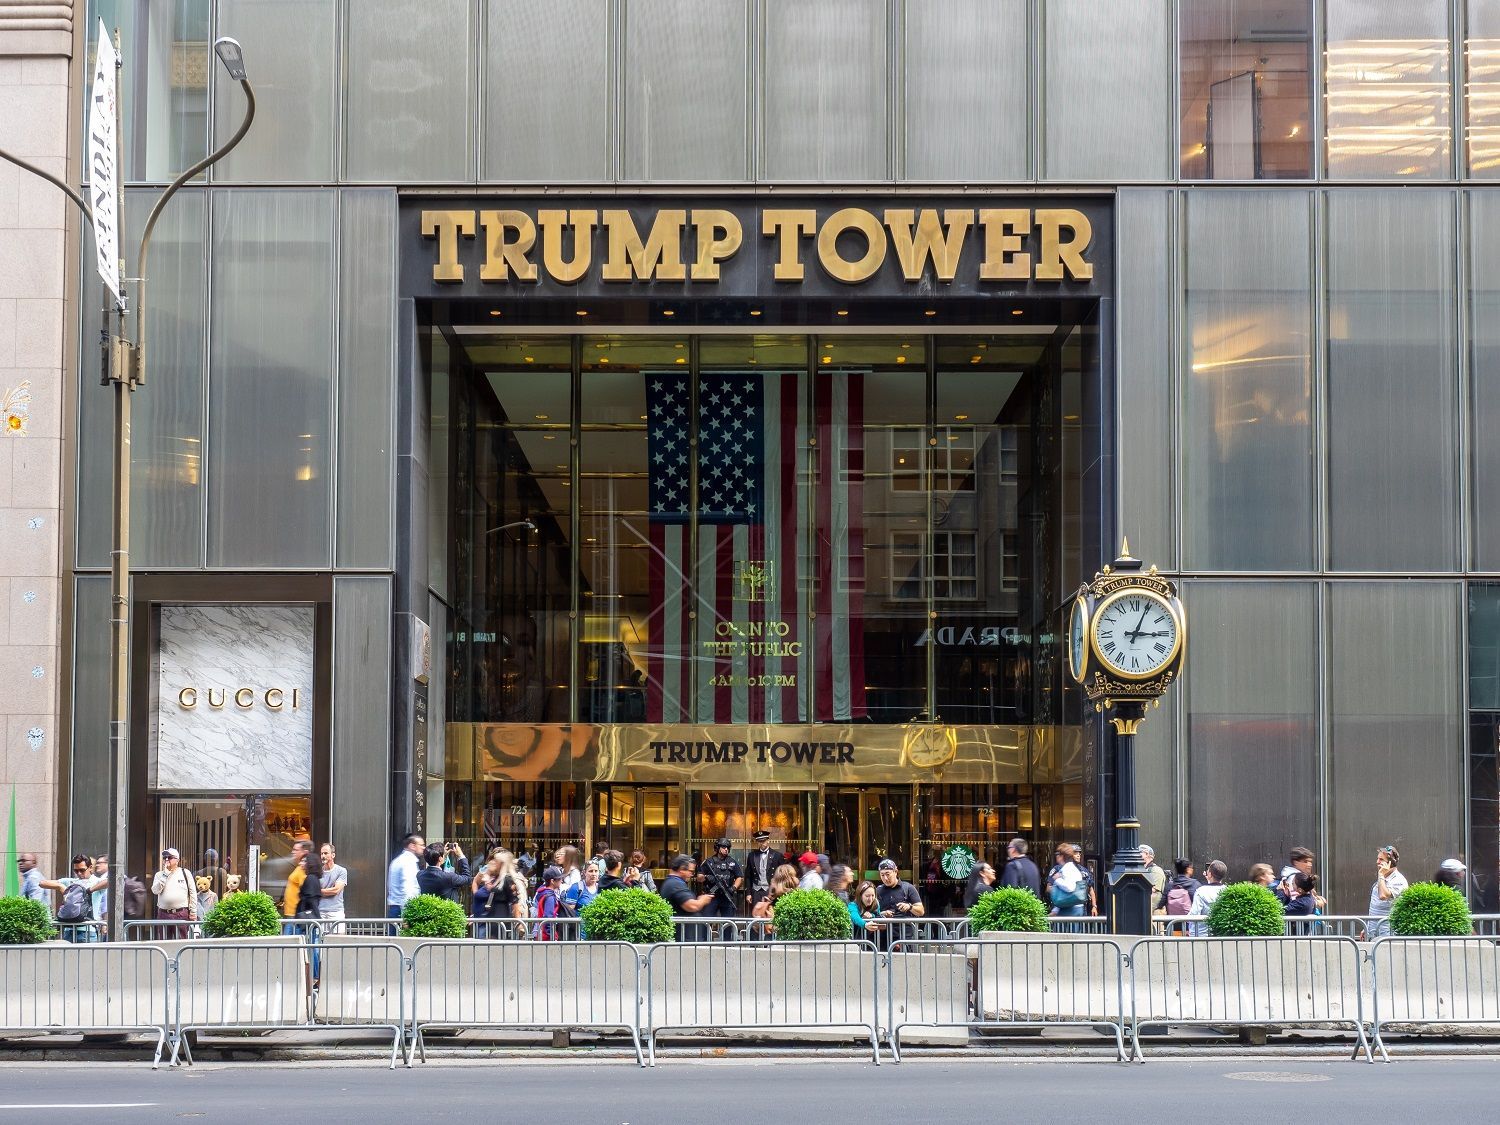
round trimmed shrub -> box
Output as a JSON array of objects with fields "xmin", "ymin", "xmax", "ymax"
[
  {"xmin": 202, "ymin": 891, "xmax": 281, "ymax": 938},
  {"xmin": 1390, "ymin": 882, "xmax": 1471, "ymax": 937},
  {"xmin": 968, "ymin": 887, "xmax": 1049, "ymax": 934},
  {"xmin": 400, "ymin": 894, "xmax": 468, "ymax": 939},
  {"xmin": 770, "ymin": 889, "xmax": 853, "ymax": 941},
  {"xmin": 1206, "ymin": 882, "xmax": 1284, "ymax": 937},
  {"xmin": 0, "ymin": 896, "xmax": 57, "ymax": 944},
  {"xmin": 580, "ymin": 888, "xmax": 673, "ymax": 944}
]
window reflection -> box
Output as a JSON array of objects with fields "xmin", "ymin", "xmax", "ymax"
[
  {"xmin": 1325, "ymin": 0, "xmax": 1452, "ymax": 178},
  {"xmin": 1179, "ymin": 0, "xmax": 1313, "ymax": 179},
  {"xmin": 1469, "ymin": 2, "xmax": 1500, "ymax": 176}
]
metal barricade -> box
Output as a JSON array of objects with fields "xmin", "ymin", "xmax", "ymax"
[
  {"xmin": 885, "ymin": 936, "xmax": 1128, "ymax": 1062},
  {"xmin": 124, "ymin": 919, "xmax": 202, "ymax": 942},
  {"xmin": 170, "ymin": 939, "xmax": 406, "ymax": 1068},
  {"xmin": 57, "ymin": 920, "xmax": 109, "ymax": 944},
  {"xmin": 1046, "ymin": 917, "xmax": 1111, "ymax": 935},
  {"xmin": 1150, "ymin": 915, "xmax": 1382, "ymax": 939},
  {"xmin": 672, "ymin": 917, "xmax": 750, "ymax": 942},
  {"xmin": 1468, "ymin": 914, "xmax": 1500, "ymax": 937},
  {"xmin": 1129, "ymin": 936, "xmax": 1371, "ymax": 1062},
  {"xmin": 407, "ymin": 939, "xmax": 643, "ymax": 1065},
  {"xmin": 316, "ymin": 918, "xmax": 402, "ymax": 938},
  {"xmin": 0, "ymin": 943, "xmax": 173, "ymax": 1066},
  {"xmin": 643, "ymin": 940, "xmax": 882, "ymax": 1065},
  {"xmin": 1367, "ymin": 935, "xmax": 1500, "ymax": 1061}
]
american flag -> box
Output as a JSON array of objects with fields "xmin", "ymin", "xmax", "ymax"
[{"xmin": 643, "ymin": 369, "xmax": 866, "ymax": 723}]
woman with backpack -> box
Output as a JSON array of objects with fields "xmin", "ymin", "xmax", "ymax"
[{"xmin": 1046, "ymin": 844, "xmax": 1096, "ymax": 917}]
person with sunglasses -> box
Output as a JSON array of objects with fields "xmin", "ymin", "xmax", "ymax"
[
  {"xmin": 39, "ymin": 853, "xmax": 107, "ymax": 941},
  {"xmin": 1361, "ymin": 845, "xmax": 1408, "ymax": 941},
  {"xmin": 151, "ymin": 848, "xmax": 198, "ymax": 927}
]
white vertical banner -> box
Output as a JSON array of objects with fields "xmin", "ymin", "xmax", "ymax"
[{"xmin": 87, "ymin": 18, "xmax": 122, "ymax": 307}]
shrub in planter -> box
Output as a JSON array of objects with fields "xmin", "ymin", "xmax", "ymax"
[
  {"xmin": 1390, "ymin": 882, "xmax": 1471, "ymax": 937},
  {"xmin": 770, "ymin": 889, "xmax": 853, "ymax": 941},
  {"xmin": 0, "ymin": 896, "xmax": 57, "ymax": 944},
  {"xmin": 580, "ymin": 888, "xmax": 673, "ymax": 944},
  {"xmin": 400, "ymin": 894, "xmax": 468, "ymax": 939},
  {"xmin": 1206, "ymin": 882, "xmax": 1284, "ymax": 937},
  {"xmin": 202, "ymin": 891, "xmax": 281, "ymax": 938},
  {"xmin": 968, "ymin": 887, "xmax": 1049, "ymax": 934}
]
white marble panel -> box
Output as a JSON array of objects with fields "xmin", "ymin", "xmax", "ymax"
[{"xmin": 155, "ymin": 605, "xmax": 315, "ymax": 791}]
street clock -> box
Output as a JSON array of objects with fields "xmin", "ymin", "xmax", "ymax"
[{"xmin": 1068, "ymin": 538, "xmax": 1186, "ymax": 710}]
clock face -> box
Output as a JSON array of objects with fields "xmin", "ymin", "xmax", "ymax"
[
  {"xmin": 1068, "ymin": 598, "xmax": 1088, "ymax": 682},
  {"xmin": 1091, "ymin": 589, "xmax": 1180, "ymax": 679}
]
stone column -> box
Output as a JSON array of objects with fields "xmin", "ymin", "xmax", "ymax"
[{"xmin": 0, "ymin": 1, "xmax": 74, "ymax": 885}]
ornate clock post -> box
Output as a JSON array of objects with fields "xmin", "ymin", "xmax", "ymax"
[{"xmin": 1068, "ymin": 539, "xmax": 1186, "ymax": 935}]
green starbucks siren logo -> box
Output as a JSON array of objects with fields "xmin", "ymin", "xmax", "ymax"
[{"xmin": 941, "ymin": 844, "xmax": 977, "ymax": 880}]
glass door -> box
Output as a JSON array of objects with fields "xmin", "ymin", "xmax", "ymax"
[
  {"xmin": 824, "ymin": 786, "xmax": 912, "ymax": 882},
  {"xmin": 592, "ymin": 785, "xmax": 681, "ymax": 878},
  {"xmin": 156, "ymin": 795, "xmax": 311, "ymax": 908},
  {"xmin": 687, "ymin": 789, "xmax": 814, "ymax": 860}
]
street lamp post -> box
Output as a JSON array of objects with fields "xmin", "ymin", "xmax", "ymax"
[{"xmin": 0, "ymin": 30, "xmax": 254, "ymax": 941}]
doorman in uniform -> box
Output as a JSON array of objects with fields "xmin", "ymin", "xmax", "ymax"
[
  {"xmin": 744, "ymin": 829, "xmax": 785, "ymax": 912},
  {"xmin": 698, "ymin": 838, "xmax": 744, "ymax": 917}
]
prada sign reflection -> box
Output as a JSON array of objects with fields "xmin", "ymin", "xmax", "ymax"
[
  {"xmin": 177, "ymin": 686, "xmax": 303, "ymax": 711},
  {"xmin": 405, "ymin": 197, "xmax": 1110, "ymax": 298}
]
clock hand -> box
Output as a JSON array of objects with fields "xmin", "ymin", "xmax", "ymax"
[{"xmin": 1126, "ymin": 603, "xmax": 1150, "ymax": 642}]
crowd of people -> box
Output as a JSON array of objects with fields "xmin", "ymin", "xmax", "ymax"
[{"xmin": 14, "ymin": 832, "xmax": 1474, "ymax": 944}]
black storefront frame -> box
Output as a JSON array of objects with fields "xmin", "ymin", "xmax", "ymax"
[{"xmin": 390, "ymin": 193, "xmax": 1118, "ymax": 891}]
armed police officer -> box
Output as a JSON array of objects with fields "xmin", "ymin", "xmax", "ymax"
[{"xmin": 697, "ymin": 838, "xmax": 744, "ymax": 917}]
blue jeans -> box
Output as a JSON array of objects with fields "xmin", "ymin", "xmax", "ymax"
[
  {"xmin": 386, "ymin": 904, "xmax": 402, "ymax": 919},
  {"xmin": 1053, "ymin": 903, "xmax": 1085, "ymax": 917}
]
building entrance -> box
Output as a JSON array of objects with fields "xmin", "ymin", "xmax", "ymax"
[{"xmin": 825, "ymin": 786, "xmax": 911, "ymax": 882}]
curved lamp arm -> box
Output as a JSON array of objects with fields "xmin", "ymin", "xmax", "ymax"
[
  {"xmin": 0, "ymin": 145, "xmax": 95, "ymax": 232},
  {"xmin": 133, "ymin": 39, "xmax": 255, "ymax": 386}
]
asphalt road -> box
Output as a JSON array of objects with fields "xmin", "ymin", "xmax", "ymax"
[{"xmin": 2, "ymin": 1057, "xmax": 1498, "ymax": 1124}]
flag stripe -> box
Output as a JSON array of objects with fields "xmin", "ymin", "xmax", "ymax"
[{"xmin": 845, "ymin": 374, "xmax": 867, "ymax": 718}]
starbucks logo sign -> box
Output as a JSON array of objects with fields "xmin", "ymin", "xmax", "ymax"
[{"xmin": 941, "ymin": 844, "xmax": 977, "ymax": 880}]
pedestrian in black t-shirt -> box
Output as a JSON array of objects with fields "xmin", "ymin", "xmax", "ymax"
[
  {"xmin": 999, "ymin": 837, "xmax": 1043, "ymax": 900},
  {"xmin": 659, "ymin": 854, "xmax": 715, "ymax": 941},
  {"xmin": 873, "ymin": 859, "xmax": 924, "ymax": 930},
  {"xmin": 597, "ymin": 850, "xmax": 629, "ymax": 893}
]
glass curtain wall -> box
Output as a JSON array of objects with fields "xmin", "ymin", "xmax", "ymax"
[{"xmin": 438, "ymin": 332, "xmax": 1083, "ymax": 732}]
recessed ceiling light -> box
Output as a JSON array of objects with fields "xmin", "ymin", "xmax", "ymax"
[
  {"xmin": 524, "ymin": 356, "xmax": 534, "ymax": 363},
  {"xmin": 955, "ymin": 413, "xmax": 969, "ymax": 421},
  {"xmin": 900, "ymin": 342, "xmax": 911, "ymax": 349},
  {"xmin": 586, "ymin": 537, "xmax": 597, "ymax": 543},
  {"xmin": 895, "ymin": 356, "xmax": 907, "ymax": 364},
  {"xmin": 543, "ymin": 434, "xmax": 556, "ymax": 440},
  {"xmin": 674, "ymin": 342, "xmax": 684, "ymax": 349},
  {"xmin": 534, "ymin": 413, "xmax": 549, "ymax": 420},
  {"xmin": 675, "ymin": 357, "xmax": 686, "ymax": 364},
  {"xmin": 1011, "ymin": 309, "xmax": 1023, "ymax": 317},
  {"xmin": 599, "ymin": 357, "xmax": 609, "ymax": 364},
  {"xmin": 970, "ymin": 355, "xmax": 981, "ymax": 363},
  {"xmin": 489, "ymin": 310, "xmax": 502, "ymax": 317},
  {"xmin": 924, "ymin": 309, "xmax": 937, "ymax": 317},
  {"xmin": 576, "ymin": 310, "xmax": 588, "ymax": 317},
  {"xmin": 639, "ymin": 414, "xmax": 647, "ymax": 420},
  {"xmin": 821, "ymin": 355, "xmax": 832, "ymax": 364},
  {"xmin": 750, "ymin": 309, "xmax": 762, "ymax": 317},
  {"xmin": 662, "ymin": 309, "xmax": 675, "ymax": 317},
  {"xmin": 836, "ymin": 309, "xmax": 848, "ymax": 317}
]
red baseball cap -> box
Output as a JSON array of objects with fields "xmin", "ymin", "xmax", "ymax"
[{"xmin": 798, "ymin": 851, "xmax": 819, "ymax": 866}]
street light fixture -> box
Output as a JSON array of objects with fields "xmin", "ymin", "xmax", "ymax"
[{"xmin": 0, "ymin": 29, "xmax": 255, "ymax": 943}]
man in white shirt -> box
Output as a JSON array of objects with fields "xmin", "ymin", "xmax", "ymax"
[
  {"xmin": 386, "ymin": 834, "xmax": 424, "ymax": 918},
  {"xmin": 319, "ymin": 842, "xmax": 349, "ymax": 923},
  {"xmin": 1188, "ymin": 860, "xmax": 1228, "ymax": 936}
]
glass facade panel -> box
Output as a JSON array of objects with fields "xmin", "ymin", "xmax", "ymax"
[
  {"xmin": 87, "ymin": 0, "xmax": 209, "ymax": 182},
  {"xmin": 484, "ymin": 0, "xmax": 609, "ymax": 181},
  {"xmin": 1325, "ymin": 0, "xmax": 1452, "ymax": 178},
  {"xmin": 816, "ymin": 337, "xmax": 926, "ymax": 723},
  {"xmin": 1178, "ymin": 0, "xmax": 1313, "ymax": 179},
  {"xmin": 580, "ymin": 337, "xmax": 690, "ymax": 723},
  {"xmin": 1043, "ymin": 0, "xmax": 1171, "ymax": 180},
  {"xmin": 446, "ymin": 337, "xmax": 572, "ymax": 725},
  {"xmin": 68, "ymin": 577, "xmax": 110, "ymax": 857},
  {"xmin": 208, "ymin": 190, "xmax": 336, "ymax": 567},
  {"xmin": 1472, "ymin": 191, "xmax": 1500, "ymax": 568},
  {"xmin": 1327, "ymin": 190, "xmax": 1458, "ymax": 571},
  {"xmin": 1116, "ymin": 190, "xmax": 1174, "ymax": 567},
  {"xmin": 332, "ymin": 576, "xmax": 392, "ymax": 916},
  {"xmin": 623, "ymin": 0, "xmax": 748, "ymax": 181},
  {"xmin": 1329, "ymin": 582, "xmax": 1463, "ymax": 914},
  {"xmin": 762, "ymin": 0, "xmax": 888, "ymax": 180},
  {"xmin": 214, "ymin": 0, "xmax": 336, "ymax": 182},
  {"xmin": 1184, "ymin": 581, "xmax": 1318, "ymax": 883},
  {"xmin": 336, "ymin": 190, "xmax": 397, "ymax": 570},
  {"xmin": 77, "ymin": 189, "xmax": 207, "ymax": 569},
  {"xmin": 1183, "ymin": 191, "xmax": 1313, "ymax": 570},
  {"xmin": 902, "ymin": 0, "xmax": 1029, "ymax": 180},
  {"xmin": 1470, "ymin": 3, "xmax": 1500, "ymax": 177},
  {"xmin": 344, "ymin": 0, "xmax": 473, "ymax": 182}
]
